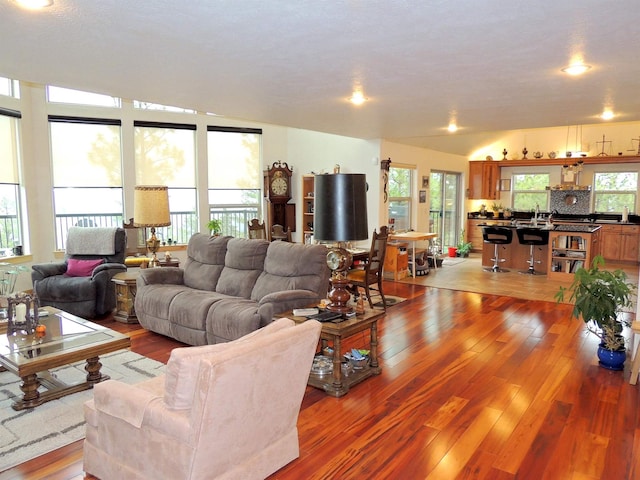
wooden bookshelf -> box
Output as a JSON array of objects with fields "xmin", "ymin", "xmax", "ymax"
[{"xmin": 548, "ymin": 226, "xmax": 600, "ymax": 280}]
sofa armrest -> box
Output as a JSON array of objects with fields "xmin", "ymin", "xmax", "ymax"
[
  {"xmin": 137, "ymin": 267, "xmax": 184, "ymax": 287},
  {"xmin": 259, "ymin": 289, "xmax": 322, "ymax": 314},
  {"xmin": 93, "ymin": 379, "xmax": 161, "ymax": 428},
  {"xmin": 31, "ymin": 262, "xmax": 67, "ymax": 281}
]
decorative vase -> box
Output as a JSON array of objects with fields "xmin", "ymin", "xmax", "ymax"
[{"xmin": 597, "ymin": 344, "xmax": 626, "ymax": 371}]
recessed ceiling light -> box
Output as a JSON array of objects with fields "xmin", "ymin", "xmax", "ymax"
[
  {"xmin": 601, "ymin": 109, "xmax": 614, "ymax": 120},
  {"xmin": 15, "ymin": 0, "xmax": 53, "ymax": 8},
  {"xmin": 349, "ymin": 91, "xmax": 367, "ymax": 106},
  {"xmin": 561, "ymin": 63, "xmax": 591, "ymax": 76},
  {"xmin": 447, "ymin": 123, "xmax": 458, "ymax": 133}
]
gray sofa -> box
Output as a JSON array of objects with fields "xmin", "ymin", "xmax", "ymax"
[{"xmin": 135, "ymin": 234, "xmax": 330, "ymax": 345}]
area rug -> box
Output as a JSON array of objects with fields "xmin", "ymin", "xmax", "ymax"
[
  {"xmin": 0, "ymin": 349, "xmax": 165, "ymax": 473},
  {"xmin": 373, "ymin": 295, "xmax": 407, "ymax": 308}
]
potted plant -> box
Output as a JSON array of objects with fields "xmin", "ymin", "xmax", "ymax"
[
  {"xmin": 206, "ymin": 219, "xmax": 222, "ymax": 236},
  {"xmin": 554, "ymin": 255, "xmax": 636, "ymax": 370},
  {"xmin": 456, "ymin": 230, "xmax": 472, "ymax": 257}
]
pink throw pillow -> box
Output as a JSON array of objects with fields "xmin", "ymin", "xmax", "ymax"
[{"xmin": 66, "ymin": 258, "xmax": 104, "ymax": 277}]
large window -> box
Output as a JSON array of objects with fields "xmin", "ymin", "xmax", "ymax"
[
  {"xmin": 0, "ymin": 77, "xmax": 20, "ymax": 98},
  {"xmin": 207, "ymin": 127, "xmax": 262, "ymax": 238},
  {"xmin": 388, "ymin": 166, "xmax": 413, "ymax": 232},
  {"xmin": 593, "ymin": 172, "xmax": 638, "ymax": 213},
  {"xmin": 0, "ymin": 108, "xmax": 23, "ymax": 252},
  {"xmin": 47, "ymin": 86, "xmax": 121, "ymax": 108},
  {"xmin": 512, "ymin": 173, "xmax": 549, "ymax": 211},
  {"xmin": 134, "ymin": 121, "xmax": 197, "ymax": 244},
  {"xmin": 50, "ymin": 116, "xmax": 123, "ymax": 249}
]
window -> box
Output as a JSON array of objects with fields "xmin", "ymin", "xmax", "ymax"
[
  {"xmin": 207, "ymin": 127, "xmax": 262, "ymax": 238},
  {"xmin": 0, "ymin": 77, "xmax": 20, "ymax": 98},
  {"xmin": 388, "ymin": 166, "xmax": 413, "ymax": 232},
  {"xmin": 49, "ymin": 116, "xmax": 123, "ymax": 249},
  {"xmin": 0, "ymin": 108, "xmax": 23, "ymax": 251},
  {"xmin": 133, "ymin": 101, "xmax": 195, "ymax": 114},
  {"xmin": 512, "ymin": 173, "xmax": 550, "ymax": 211},
  {"xmin": 134, "ymin": 121, "xmax": 197, "ymax": 244},
  {"xmin": 47, "ymin": 86, "xmax": 121, "ymax": 108},
  {"xmin": 593, "ymin": 172, "xmax": 638, "ymax": 212}
]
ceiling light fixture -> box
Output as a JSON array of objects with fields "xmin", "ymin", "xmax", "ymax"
[
  {"xmin": 561, "ymin": 63, "xmax": 591, "ymax": 76},
  {"xmin": 15, "ymin": 0, "xmax": 53, "ymax": 8},
  {"xmin": 601, "ymin": 109, "xmax": 614, "ymax": 120},
  {"xmin": 447, "ymin": 123, "xmax": 458, "ymax": 133},
  {"xmin": 349, "ymin": 91, "xmax": 367, "ymax": 106}
]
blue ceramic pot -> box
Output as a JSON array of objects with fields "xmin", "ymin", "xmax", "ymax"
[{"xmin": 597, "ymin": 344, "xmax": 626, "ymax": 371}]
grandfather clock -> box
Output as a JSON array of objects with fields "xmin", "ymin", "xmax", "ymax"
[{"xmin": 263, "ymin": 161, "xmax": 296, "ymax": 233}]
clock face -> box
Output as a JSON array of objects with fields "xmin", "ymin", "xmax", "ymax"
[
  {"xmin": 326, "ymin": 250, "xmax": 344, "ymax": 270},
  {"xmin": 271, "ymin": 176, "xmax": 288, "ymax": 196}
]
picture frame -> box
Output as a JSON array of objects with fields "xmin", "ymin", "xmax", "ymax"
[
  {"xmin": 499, "ymin": 179, "xmax": 511, "ymax": 191},
  {"xmin": 422, "ymin": 176, "xmax": 429, "ymax": 189},
  {"xmin": 419, "ymin": 190, "xmax": 427, "ymax": 203}
]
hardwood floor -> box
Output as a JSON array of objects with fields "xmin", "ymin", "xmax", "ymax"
[{"xmin": 2, "ymin": 276, "xmax": 640, "ymax": 479}]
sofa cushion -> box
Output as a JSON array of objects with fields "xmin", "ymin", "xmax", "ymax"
[
  {"xmin": 216, "ymin": 238, "xmax": 269, "ymax": 299},
  {"xmin": 164, "ymin": 317, "xmax": 295, "ymax": 410},
  {"xmin": 251, "ymin": 242, "xmax": 329, "ymax": 301},
  {"xmin": 183, "ymin": 234, "xmax": 231, "ymax": 291}
]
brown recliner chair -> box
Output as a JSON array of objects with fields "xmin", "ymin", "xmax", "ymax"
[
  {"xmin": 31, "ymin": 227, "xmax": 127, "ymax": 318},
  {"xmin": 83, "ymin": 317, "xmax": 322, "ymax": 480}
]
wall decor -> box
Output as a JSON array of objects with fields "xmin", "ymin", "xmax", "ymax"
[
  {"xmin": 422, "ymin": 176, "xmax": 429, "ymax": 188},
  {"xmin": 499, "ymin": 179, "xmax": 511, "ymax": 191},
  {"xmin": 419, "ymin": 190, "xmax": 427, "ymax": 203}
]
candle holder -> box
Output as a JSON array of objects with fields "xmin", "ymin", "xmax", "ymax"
[{"xmin": 6, "ymin": 292, "xmax": 40, "ymax": 335}]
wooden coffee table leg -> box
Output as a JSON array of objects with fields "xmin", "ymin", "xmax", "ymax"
[
  {"xmin": 85, "ymin": 356, "xmax": 106, "ymax": 383},
  {"xmin": 20, "ymin": 373, "xmax": 41, "ymax": 402}
]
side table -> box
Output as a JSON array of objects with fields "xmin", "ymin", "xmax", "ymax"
[
  {"xmin": 112, "ymin": 271, "xmax": 139, "ymax": 323},
  {"xmin": 287, "ymin": 306, "xmax": 385, "ymax": 397}
]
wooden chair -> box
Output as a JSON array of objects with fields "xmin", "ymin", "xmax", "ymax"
[
  {"xmin": 346, "ymin": 226, "xmax": 389, "ymax": 310},
  {"xmin": 248, "ymin": 218, "xmax": 267, "ymax": 240},
  {"xmin": 271, "ymin": 224, "xmax": 292, "ymax": 242}
]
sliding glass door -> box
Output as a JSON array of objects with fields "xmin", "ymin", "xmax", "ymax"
[{"xmin": 429, "ymin": 171, "xmax": 461, "ymax": 248}]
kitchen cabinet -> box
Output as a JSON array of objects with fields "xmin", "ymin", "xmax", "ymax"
[
  {"xmin": 468, "ymin": 161, "xmax": 498, "ymax": 200},
  {"xmin": 599, "ymin": 224, "xmax": 640, "ymax": 263},
  {"xmin": 467, "ymin": 219, "xmax": 486, "ymax": 252},
  {"xmin": 548, "ymin": 226, "xmax": 600, "ymax": 280}
]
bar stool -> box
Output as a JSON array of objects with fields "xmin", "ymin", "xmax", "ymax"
[
  {"xmin": 516, "ymin": 228, "xmax": 550, "ymax": 275},
  {"xmin": 482, "ymin": 227, "xmax": 512, "ymax": 273}
]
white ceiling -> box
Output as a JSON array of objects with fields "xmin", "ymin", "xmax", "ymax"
[{"xmin": 2, "ymin": 0, "xmax": 640, "ymax": 156}]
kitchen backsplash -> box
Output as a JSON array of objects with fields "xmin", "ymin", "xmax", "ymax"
[{"xmin": 550, "ymin": 190, "xmax": 591, "ymax": 215}]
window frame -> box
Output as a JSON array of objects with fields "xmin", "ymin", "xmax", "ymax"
[
  {"xmin": 511, "ymin": 172, "xmax": 550, "ymax": 212},
  {"xmin": 592, "ymin": 171, "xmax": 638, "ymax": 213}
]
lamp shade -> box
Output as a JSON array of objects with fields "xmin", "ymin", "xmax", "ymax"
[
  {"xmin": 133, "ymin": 185, "xmax": 171, "ymax": 227},
  {"xmin": 314, "ymin": 173, "xmax": 368, "ymax": 242}
]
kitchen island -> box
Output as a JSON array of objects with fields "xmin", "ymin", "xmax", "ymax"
[{"xmin": 476, "ymin": 222, "xmax": 601, "ymax": 276}]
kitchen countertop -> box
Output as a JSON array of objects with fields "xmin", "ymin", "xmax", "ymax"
[{"xmin": 475, "ymin": 222, "xmax": 601, "ymax": 233}]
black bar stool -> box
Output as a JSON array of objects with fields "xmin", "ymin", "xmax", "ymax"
[
  {"xmin": 516, "ymin": 228, "xmax": 549, "ymax": 275},
  {"xmin": 482, "ymin": 227, "xmax": 513, "ymax": 272}
]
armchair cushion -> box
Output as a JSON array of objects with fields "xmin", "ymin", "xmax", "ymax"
[{"xmin": 66, "ymin": 258, "xmax": 104, "ymax": 277}]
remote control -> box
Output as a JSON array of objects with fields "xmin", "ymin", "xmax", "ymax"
[{"xmin": 293, "ymin": 307, "xmax": 319, "ymax": 317}]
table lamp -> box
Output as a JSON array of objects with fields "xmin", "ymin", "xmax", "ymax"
[
  {"xmin": 133, "ymin": 185, "xmax": 171, "ymax": 267},
  {"xmin": 314, "ymin": 173, "xmax": 368, "ymax": 313}
]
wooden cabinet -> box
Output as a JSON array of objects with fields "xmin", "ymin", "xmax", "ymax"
[
  {"xmin": 383, "ymin": 242, "xmax": 409, "ymax": 281},
  {"xmin": 548, "ymin": 228, "xmax": 599, "ymax": 280},
  {"xmin": 468, "ymin": 161, "xmax": 499, "ymax": 199},
  {"xmin": 599, "ymin": 224, "xmax": 640, "ymax": 263},
  {"xmin": 302, "ymin": 175, "xmax": 315, "ymax": 244},
  {"xmin": 466, "ymin": 219, "xmax": 485, "ymax": 252}
]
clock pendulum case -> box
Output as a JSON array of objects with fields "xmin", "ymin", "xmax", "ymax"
[{"xmin": 263, "ymin": 161, "xmax": 295, "ymax": 233}]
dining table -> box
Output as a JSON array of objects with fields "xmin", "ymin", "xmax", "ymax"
[{"xmin": 389, "ymin": 231, "xmax": 438, "ymax": 277}]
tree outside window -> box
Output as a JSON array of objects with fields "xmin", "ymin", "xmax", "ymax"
[
  {"xmin": 388, "ymin": 167, "xmax": 413, "ymax": 231},
  {"xmin": 593, "ymin": 172, "xmax": 638, "ymax": 212},
  {"xmin": 512, "ymin": 173, "xmax": 549, "ymax": 211}
]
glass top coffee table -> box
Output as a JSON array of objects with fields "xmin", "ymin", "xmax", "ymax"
[{"xmin": 0, "ymin": 306, "xmax": 131, "ymax": 410}]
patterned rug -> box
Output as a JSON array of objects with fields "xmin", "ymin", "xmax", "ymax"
[
  {"xmin": 373, "ymin": 295, "xmax": 407, "ymax": 308},
  {"xmin": 0, "ymin": 350, "xmax": 165, "ymax": 473}
]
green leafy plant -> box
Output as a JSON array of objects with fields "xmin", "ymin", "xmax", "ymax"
[
  {"xmin": 555, "ymin": 255, "xmax": 636, "ymax": 351},
  {"xmin": 491, "ymin": 202, "xmax": 503, "ymax": 212},
  {"xmin": 206, "ymin": 219, "xmax": 222, "ymax": 235},
  {"xmin": 457, "ymin": 230, "xmax": 472, "ymax": 256}
]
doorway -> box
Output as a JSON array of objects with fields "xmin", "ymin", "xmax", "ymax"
[{"xmin": 429, "ymin": 171, "xmax": 461, "ymax": 248}]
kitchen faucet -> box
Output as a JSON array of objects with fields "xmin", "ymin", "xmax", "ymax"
[{"xmin": 533, "ymin": 204, "xmax": 540, "ymax": 226}]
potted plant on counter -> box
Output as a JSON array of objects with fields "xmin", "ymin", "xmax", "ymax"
[{"xmin": 554, "ymin": 255, "xmax": 636, "ymax": 370}]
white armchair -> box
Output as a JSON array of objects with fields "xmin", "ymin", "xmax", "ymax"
[{"xmin": 83, "ymin": 317, "xmax": 322, "ymax": 480}]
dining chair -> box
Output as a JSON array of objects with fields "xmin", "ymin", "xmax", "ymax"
[
  {"xmin": 248, "ymin": 218, "xmax": 267, "ymax": 240},
  {"xmin": 346, "ymin": 226, "xmax": 389, "ymax": 309}
]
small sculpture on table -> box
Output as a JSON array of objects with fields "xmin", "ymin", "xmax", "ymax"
[{"xmin": 6, "ymin": 292, "xmax": 40, "ymax": 335}]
